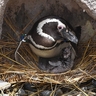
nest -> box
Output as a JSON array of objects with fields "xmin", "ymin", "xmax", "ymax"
[{"xmin": 1, "ymin": 16, "xmax": 96, "ymax": 95}]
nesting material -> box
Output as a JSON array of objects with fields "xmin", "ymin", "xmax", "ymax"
[
  {"xmin": 0, "ymin": 23, "xmax": 96, "ymax": 85},
  {"xmin": 1, "ymin": 38, "xmax": 96, "ymax": 95},
  {"xmin": 0, "ymin": 15, "xmax": 96, "ymax": 95}
]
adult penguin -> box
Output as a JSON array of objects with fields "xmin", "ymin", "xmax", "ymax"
[{"xmin": 26, "ymin": 16, "xmax": 81, "ymax": 73}]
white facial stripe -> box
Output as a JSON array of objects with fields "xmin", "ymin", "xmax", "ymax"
[
  {"xmin": 38, "ymin": 32, "xmax": 55, "ymax": 41},
  {"xmin": 27, "ymin": 35, "xmax": 57, "ymax": 49},
  {"xmin": 37, "ymin": 18, "xmax": 66, "ymax": 41}
]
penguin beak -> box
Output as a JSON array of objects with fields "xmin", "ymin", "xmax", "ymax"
[{"xmin": 61, "ymin": 30, "xmax": 78, "ymax": 44}]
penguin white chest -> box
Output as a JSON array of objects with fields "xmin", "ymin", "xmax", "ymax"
[{"xmin": 29, "ymin": 42, "xmax": 70, "ymax": 58}]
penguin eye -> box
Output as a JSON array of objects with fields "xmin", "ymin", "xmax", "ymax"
[
  {"xmin": 58, "ymin": 26, "xmax": 62, "ymax": 30},
  {"xmin": 57, "ymin": 26, "xmax": 63, "ymax": 31}
]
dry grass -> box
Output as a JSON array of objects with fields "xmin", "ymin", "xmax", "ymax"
[{"xmin": 1, "ymin": 16, "xmax": 96, "ymax": 96}]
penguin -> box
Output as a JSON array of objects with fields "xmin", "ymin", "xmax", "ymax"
[{"xmin": 26, "ymin": 16, "xmax": 81, "ymax": 73}]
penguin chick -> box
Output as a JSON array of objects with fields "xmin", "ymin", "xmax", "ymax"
[{"xmin": 38, "ymin": 46, "xmax": 75, "ymax": 73}]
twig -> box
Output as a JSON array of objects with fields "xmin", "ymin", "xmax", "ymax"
[
  {"xmin": 72, "ymin": 83, "xmax": 88, "ymax": 96},
  {"xmin": 0, "ymin": 52, "xmax": 26, "ymax": 67},
  {"xmin": 17, "ymin": 52, "xmax": 35, "ymax": 69}
]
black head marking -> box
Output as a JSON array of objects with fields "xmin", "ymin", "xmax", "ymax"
[{"xmin": 42, "ymin": 22, "xmax": 63, "ymax": 40}]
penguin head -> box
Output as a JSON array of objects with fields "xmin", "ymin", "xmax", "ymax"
[{"xmin": 36, "ymin": 17, "xmax": 78, "ymax": 44}]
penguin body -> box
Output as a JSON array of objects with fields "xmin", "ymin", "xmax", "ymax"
[{"xmin": 28, "ymin": 37, "xmax": 70, "ymax": 58}]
